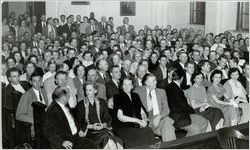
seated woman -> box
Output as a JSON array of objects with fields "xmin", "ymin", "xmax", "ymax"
[
  {"xmin": 113, "ymin": 77, "xmax": 155, "ymax": 148},
  {"xmin": 75, "ymin": 82, "xmax": 123, "ymax": 149},
  {"xmin": 207, "ymin": 69, "xmax": 240, "ymax": 127},
  {"xmin": 185, "ymin": 72, "xmax": 224, "ymax": 130},
  {"xmin": 223, "ymin": 68, "xmax": 249, "ymax": 124}
]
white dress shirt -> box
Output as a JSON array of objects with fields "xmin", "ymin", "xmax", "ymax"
[
  {"xmin": 56, "ymin": 101, "xmax": 77, "ymax": 135},
  {"xmin": 146, "ymin": 88, "xmax": 160, "ymax": 116},
  {"xmin": 12, "ymin": 83, "xmax": 25, "ymax": 93},
  {"xmin": 186, "ymin": 72, "xmax": 192, "ymax": 86},
  {"xmin": 33, "ymin": 88, "xmax": 46, "ymax": 104}
]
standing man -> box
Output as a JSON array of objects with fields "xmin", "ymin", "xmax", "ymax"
[{"xmin": 120, "ymin": 17, "xmax": 135, "ymax": 36}]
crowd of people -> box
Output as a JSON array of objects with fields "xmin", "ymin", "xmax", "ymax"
[{"xmin": 2, "ymin": 11, "xmax": 249, "ymax": 149}]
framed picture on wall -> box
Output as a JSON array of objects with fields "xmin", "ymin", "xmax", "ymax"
[{"xmin": 120, "ymin": 2, "xmax": 136, "ymax": 16}]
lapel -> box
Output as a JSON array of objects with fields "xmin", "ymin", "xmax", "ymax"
[
  {"xmin": 55, "ymin": 102, "xmax": 73, "ymax": 133},
  {"xmin": 141, "ymin": 86, "xmax": 148, "ymax": 111},
  {"xmin": 30, "ymin": 88, "xmax": 39, "ymax": 102}
]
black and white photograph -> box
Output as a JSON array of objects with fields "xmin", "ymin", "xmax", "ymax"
[{"xmin": 1, "ymin": 0, "xmax": 249, "ymax": 149}]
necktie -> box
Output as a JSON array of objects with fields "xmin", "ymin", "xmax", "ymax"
[
  {"xmin": 39, "ymin": 91, "xmax": 43, "ymax": 102},
  {"xmin": 103, "ymin": 74, "xmax": 106, "ymax": 81},
  {"xmin": 103, "ymin": 23, "xmax": 105, "ymax": 30},
  {"xmin": 147, "ymin": 90, "xmax": 153, "ymax": 112}
]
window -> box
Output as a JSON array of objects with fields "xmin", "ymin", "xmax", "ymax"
[
  {"xmin": 236, "ymin": 2, "xmax": 249, "ymax": 31},
  {"xmin": 190, "ymin": 2, "xmax": 206, "ymax": 25}
]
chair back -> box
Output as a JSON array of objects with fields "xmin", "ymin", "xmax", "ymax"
[
  {"xmin": 32, "ymin": 101, "xmax": 48, "ymax": 148},
  {"xmin": 216, "ymin": 127, "xmax": 249, "ymax": 149}
]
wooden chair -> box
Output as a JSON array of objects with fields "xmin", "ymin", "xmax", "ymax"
[
  {"xmin": 216, "ymin": 127, "xmax": 249, "ymax": 149},
  {"xmin": 32, "ymin": 101, "xmax": 49, "ymax": 148}
]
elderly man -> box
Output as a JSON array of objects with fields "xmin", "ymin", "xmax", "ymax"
[
  {"xmin": 43, "ymin": 86, "xmax": 97, "ymax": 149},
  {"xmin": 134, "ymin": 73, "xmax": 176, "ymax": 142}
]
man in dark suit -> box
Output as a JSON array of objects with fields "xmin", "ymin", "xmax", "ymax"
[
  {"xmin": 96, "ymin": 59, "xmax": 111, "ymax": 85},
  {"xmin": 191, "ymin": 50, "xmax": 201, "ymax": 73},
  {"xmin": 134, "ymin": 73, "xmax": 176, "ymax": 142},
  {"xmin": 62, "ymin": 16, "xmax": 77, "ymax": 37},
  {"xmin": 3, "ymin": 68, "xmax": 31, "ymax": 148},
  {"xmin": 86, "ymin": 18, "xmax": 100, "ymax": 36},
  {"xmin": 180, "ymin": 61, "xmax": 195, "ymax": 90},
  {"xmin": 153, "ymin": 55, "xmax": 168, "ymax": 84},
  {"xmin": 98, "ymin": 16, "xmax": 107, "ymax": 35},
  {"xmin": 106, "ymin": 65, "xmax": 121, "ymax": 109},
  {"xmin": 43, "ymin": 86, "xmax": 97, "ymax": 149},
  {"xmin": 165, "ymin": 69, "xmax": 208, "ymax": 137},
  {"xmin": 35, "ymin": 15, "xmax": 47, "ymax": 34},
  {"xmin": 89, "ymin": 39, "xmax": 102, "ymax": 58},
  {"xmin": 120, "ymin": 59, "xmax": 135, "ymax": 81},
  {"xmin": 173, "ymin": 51, "xmax": 188, "ymax": 76},
  {"xmin": 120, "ymin": 17, "xmax": 135, "ymax": 36}
]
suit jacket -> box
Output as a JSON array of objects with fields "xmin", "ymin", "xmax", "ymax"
[
  {"xmin": 42, "ymin": 24, "xmax": 58, "ymax": 39},
  {"xmin": 106, "ymin": 80, "xmax": 120, "ymax": 100},
  {"xmin": 43, "ymin": 101, "xmax": 79, "ymax": 148},
  {"xmin": 120, "ymin": 24, "xmax": 135, "ymax": 36},
  {"xmin": 152, "ymin": 66, "xmax": 168, "ymax": 83},
  {"xmin": 35, "ymin": 21, "xmax": 46, "ymax": 34},
  {"xmin": 96, "ymin": 71, "xmax": 111, "ymax": 85},
  {"xmin": 96, "ymin": 83, "xmax": 107, "ymax": 100},
  {"xmin": 180, "ymin": 72, "xmax": 191, "ymax": 90},
  {"xmin": 16, "ymin": 88, "xmax": 48, "ymax": 124},
  {"xmin": 62, "ymin": 23, "xmax": 77, "ymax": 36},
  {"xmin": 120, "ymin": 68, "xmax": 135, "ymax": 81},
  {"xmin": 133, "ymin": 86, "xmax": 170, "ymax": 119},
  {"xmin": 73, "ymin": 77, "xmax": 86, "ymax": 102},
  {"xmin": 86, "ymin": 24, "xmax": 100, "ymax": 36},
  {"xmin": 98, "ymin": 21, "xmax": 107, "ymax": 35},
  {"xmin": 43, "ymin": 76, "xmax": 77, "ymax": 106},
  {"xmin": 75, "ymin": 98, "xmax": 112, "ymax": 131},
  {"xmin": 173, "ymin": 60, "xmax": 186, "ymax": 76},
  {"xmin": 4, "ymin": 81, "xmax": 31, "ymax": 113},
  {"xmin": 165, "ymin": 82, "xmax": 195, "ymax": 128}
]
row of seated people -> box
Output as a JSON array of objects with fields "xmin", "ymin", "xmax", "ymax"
[
  {"xmin": 2, "ymin": 13, "xmax": 249, "ymax": 149},
  {"xmin": 2, "ymin": 61, "xmax": 249, "ymax": 148}
]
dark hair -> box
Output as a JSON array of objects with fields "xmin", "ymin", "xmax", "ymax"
[
  {"xmin": 230, "ymin": 57, "xmax": 239, "ymax": 64},
  {"xmin": 191, "ymin": 71, "xmax": 204, "ymax": 84},
  {"xmin": 198, "ymin": 60, "xmax": 209, "ymax": 69},
  {"xmin": 210, "ymin": 69, "xmax": 223, "ymax": 82},
  {"xmin": 6, "ymin": 56, "xmax": 17, "ymax": 64},
  {"xmin": 6, "ymin": 67, "xmax": 21, "ymax": 78},
  {"xmin": 142, "ymin": 73, "xmax": 155, "ymax": 85},
  {"xmin": 30, "ymin": 71, "xmax": 42, "ymax": 80},
  {"xmin": 172, "ymin": 69, "xmax": 184, "ymax": 81},
  {"xmin": 122, "ymin": 76, "xmax": 134, "ymax": 88},
  {"xmin": 185, "ymin": 61, "xmax": 195, "ymax": 68},
  {"xmin": 228, "ymin": 67, "xmax": 240, "ymax": 79},
  {"xmin": 52, "ymin": 86, "xmax": 68, "ymax": 101},
  {"xmin": 24, "ymin": 61, "xmax": 36, "ymax": 72},
  {"xmin": 83, "ymin": 51, "xmax": 92, "ymax": 57},
  {"xmin": 74, "ymin": 64, "xmax": 85, "ymax": 76},
  {"xmin": 159, "ymin": 54, "xmax": 167, "ymax": 60}
]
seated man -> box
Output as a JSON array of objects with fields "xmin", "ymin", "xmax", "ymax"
[
  {"xmin": 43, "ymin": 86, "xmax": 97, "ymax": 149},
  {"xmin": 134, "ymin": 73, "xmax": 176, "ymax": 142},
  {"xmin": 16, "ymin": 72, "xmax": 48, "ymax": 142},
  {"xmin": 165, "ymin": 69, "xmax": 209, "ymax": 137}
]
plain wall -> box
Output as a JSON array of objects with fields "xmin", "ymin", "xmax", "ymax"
[
  {"xmin": 205, "ymin": 2, "xmax": 238, "ymax": 34},
  {"xmin": 8, "ymin": 2, "xmax": 27, "ymax": 17}
]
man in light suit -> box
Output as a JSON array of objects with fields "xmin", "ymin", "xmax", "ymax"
[
  {"xmin": 120, "ymin": 17, "xmax": 135, "ymax": 36},
  {"xmin": 42, "ymin": 17, "xmax": 57, "ymax": 40},
  {"xmin": 134, "ymin": 73, "xmax": 176, "ymax": 142},
  {"xmin": 16, "ymin": 72, "xmax": 48, "ymax": 139}
]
